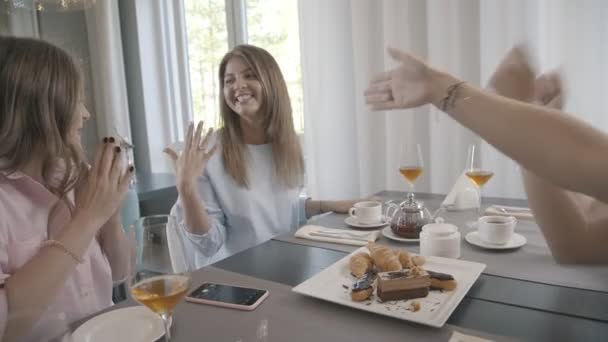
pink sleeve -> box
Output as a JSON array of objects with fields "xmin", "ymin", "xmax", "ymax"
[
  {"xmin": 0, "ymin": 217, "xmax": 9, "ymax": 337},
  {"xmin": 0, "ymin": 288, "xmax": 7, "ymax": 339}
]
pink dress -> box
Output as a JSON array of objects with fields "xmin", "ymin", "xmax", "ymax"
[{"xmin": 0, "ymin": 171, "xmax": 113, "ymax": 340}]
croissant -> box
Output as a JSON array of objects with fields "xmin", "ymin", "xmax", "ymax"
[
  {"xmin": 367, "ymin": 243, "xmax": 402, "ymax": 272},
  {"xmin": 412, "ymin": 255, "xmax": 426, "ymax": 267},
  {"xmin": 349, "ymin": 252, "xmax": 373, "ymax": 278},
  {"xmin": 396, "ymin": 250, "xmax": 411, "ymax": 268}
]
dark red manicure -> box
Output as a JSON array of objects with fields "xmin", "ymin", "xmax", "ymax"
[
  {"xmin": 128, "ymin": 166, "xmax": 135, "ymax": 172},
  {"xmin": 109, "ymin": 137, "xmax": 115, "ymax": 143},
  {"xmin": 115, "ymin": 146, "xmax": 121, "ymax": 153},
  {"xmin": 103, "ymin": 137, "xmax": 108, "ymax": 143}
]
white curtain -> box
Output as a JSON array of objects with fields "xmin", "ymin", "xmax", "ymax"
[
  {"xmin": 85, "ymin": 0, "xmax": 133, "ymax": 143},
  {"xmin": 299, "ymin": 0, "xmax": 608, "ymax": 200}
]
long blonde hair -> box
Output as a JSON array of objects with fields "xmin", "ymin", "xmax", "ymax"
[
  {"xmin": 0, "ymin": 36, "xmax": 86, "ymax": 195},
  {"xmin": 218, "ymin": 44, "xmax": 304, "ymax": 188}
]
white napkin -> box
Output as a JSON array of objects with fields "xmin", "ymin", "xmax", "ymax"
[
  {"xmin": 442, "ymin": 172, "xmax": 480, "ymax": 210},
  {"xmin": 294, "ymin": 225, "xmax": 380, "ymax": 246},
  {"xmin": 485, "ymin": 205, "xmax": 534, "ymax": 220},
  {"xmin": 449, "ymin": 331, "xmax": 495, "ymax": 342}
]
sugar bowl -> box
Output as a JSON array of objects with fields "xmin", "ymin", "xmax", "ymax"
[{"xmin": 419, "ymin": 218, "xmax": 461, "ymax": 259}]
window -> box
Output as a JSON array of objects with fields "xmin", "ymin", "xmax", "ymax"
[
  {"xmin": 183, "ymin": 0, "xmax": 304, "ymax": 132},
  {"xmin": 184, "ymin": 0, "xmax": 229, "ymax": 128},
  {"xmin": 246, "ymin": 0, "xmax": 303, "ymax": 132}
]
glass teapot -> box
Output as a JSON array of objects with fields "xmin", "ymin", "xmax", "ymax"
[{"xmin": 385, "ymin": 193, "xmax": 433, "ymax": 239}]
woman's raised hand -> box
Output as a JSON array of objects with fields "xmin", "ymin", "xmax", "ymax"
[
  {"xmin": 75, "ymin": 139, "xmax": 134, "ymax": 229},
  {"xmin": 164, "ymin": 121, "xmax": 217, "ymax": 193}
]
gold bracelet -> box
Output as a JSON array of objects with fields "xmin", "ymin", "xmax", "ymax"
[{"xmin": 42, "ymin": 240, "xmax": 83, "ymax": 264}]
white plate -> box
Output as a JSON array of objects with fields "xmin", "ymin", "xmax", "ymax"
[
  {"xmin": 73, "ymin": 306, "xmax": 166, "ymax": 342},
  {"xmin": 381, "ymin": 226, "xmax": 420, "ymax": 242},
  {"xmin": 345, "ymin": 216, "xmax": 389, "ymax": 229},
  {"xmin": 292, "ymin": 246, "xmax": 485, "ymax": 328},
  {"xmin": 465, "ymin": 231, "xmax": 527, "ymax": 250}
]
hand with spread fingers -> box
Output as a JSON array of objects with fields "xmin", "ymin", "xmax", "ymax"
[
  {"xmin": 75, "ymin": 139, "xmax": 134, "ymax": 228},
  {"xmin": 164, "ymin": 121, "xmax": 218, "ymax": 193},
  {"xmin": 487, "ymin": 46, "xmax": 536, "ymax": 103},
  {"xmin": 534, "ymin": 71, "xmax": 564, "ymax": 109},
  {"xmin": 364, "ymin": 47, "xmax": 436, "ymax": 111}
]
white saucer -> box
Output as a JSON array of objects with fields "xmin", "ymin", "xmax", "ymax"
[
  {"xmin": 73, "ymin": 306, "xmax": 167, "ymax": 342},
  {"xmin": 345, "ymin": 216, "xmax": 389, "ymax": 229},
  {"xmin": 381, "ymin": 226, "xmax": 420, "ymax": 243},
  {"xmin": 465, "ymin": 231, "xmax": 526, "ymax": 250}
]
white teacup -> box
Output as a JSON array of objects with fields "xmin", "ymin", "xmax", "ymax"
[
  {"xmin": 348, "ymin": 201, "xmax": 382, "ymax": 225},
  {"xmin": 477, "ymin": 215, "xmax": 517, "ymax": 245}
]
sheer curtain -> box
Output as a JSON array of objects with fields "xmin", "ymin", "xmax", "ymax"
[
  {"xmin": 299, "ymin": 0, "xmax": 608, "ymax": 200},
  {"xmin": 85, "ymin": 0, "xmax": 133, "ymax": 142}
]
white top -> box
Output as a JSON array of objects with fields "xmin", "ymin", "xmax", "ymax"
[{"xmin": 170, "ymin": 143, "xmax": 307, "ymax": 269}]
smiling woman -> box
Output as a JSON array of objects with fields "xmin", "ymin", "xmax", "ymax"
[{"xmin": 165, "ymin": 45, "xmax": 363, "ymax": 269}]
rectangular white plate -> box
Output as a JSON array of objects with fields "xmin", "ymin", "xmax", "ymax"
[{"xmin": 292, "ymin": 246, "xmax": 486, "ymax": 328}]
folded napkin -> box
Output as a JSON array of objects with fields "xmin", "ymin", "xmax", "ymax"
[
  {"xmin": 294, "ymin": 225, "xmax": 380, "ymax": 246},
  {"xmin": 449, "ymin": 330, "xmax": 495, "ymax": 342},
  {"xmin": 442, "ymin": 172, "xmax": 480, "ymax": 210},
  {"xmin": 485, "ymin": 205, "xmax": 534, "ymax": 220}
]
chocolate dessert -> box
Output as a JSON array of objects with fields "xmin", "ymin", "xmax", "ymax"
[
  {"xmin": 427, "ymin": 270, "xmax": 457, "ymax": 291},
  {"xmin": 351, "ymin": 271, "xmax": 376, "ymax": 301},
  {"xmin": 376, "ymin": 269, "xmax": 431, "ymax": 302}
]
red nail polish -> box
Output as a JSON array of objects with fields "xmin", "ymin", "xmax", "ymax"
[
  {"xmin": 103, "ymin": 137, "xmax": 108, "ymax": 143},
  {"xmin": 128, "ymin": 166, "xmax": 135, "ymax": 172},
  {"xmin": 115, "ymin": 146, "xmax": 121, "ymax": 153},
  {"xmin": 109, "ymin": 137, "xmax": 115, "ymax": 143}
]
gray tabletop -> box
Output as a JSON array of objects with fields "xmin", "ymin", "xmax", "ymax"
[
  {"xmin": 72, "ymin": 239, "xmax": 608, "ymax": 342},
  {"xmin": 215, "ymin": 239, "xmax": 608, "ymax": 342},
  {"xmin": 74, "ymin": 189, "xmax": 608, "ymax": 341},
  {"xmin": 280, "ymin": 192, "xmax": 608, "ymax": 323}
]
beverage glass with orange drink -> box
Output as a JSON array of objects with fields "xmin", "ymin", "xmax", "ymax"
[
  {"xmin": 128, "ymin": 215, "xmax": 192, "ymax": 341},
  {"xmin": 398, "ymin": 143, "xmax": 424, "ymax": 199},
  {"xmin": 465, "ymin": 144, "xmax": 494, "ymax": 225}
]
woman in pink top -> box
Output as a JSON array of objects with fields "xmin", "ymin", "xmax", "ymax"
[{"xmin": 0, "ymin": 37, "xmax": 134, "ymax": 340}]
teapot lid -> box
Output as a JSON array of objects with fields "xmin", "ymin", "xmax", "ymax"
[{"xmin": 400, "ymin": 193, "xmax": 424, "ymax": 212}]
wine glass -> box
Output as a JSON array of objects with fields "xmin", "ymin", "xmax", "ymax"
[
  {"xmin": 398, "ymin": 143, "xmax": 424, "ymax": 201},
  {"xmin": 128, "ymin": 215, "xmax": 192, "ymax": 341},
  {"xmin": 465, "ymin": 144, "xmax": 494, "ymax": 226}
]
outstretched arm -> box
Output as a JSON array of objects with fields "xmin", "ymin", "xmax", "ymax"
[
  {"xmin": 365, "ymin": 47, "xmax": 608, "ymax": 204},
  {"xmin": 511, "ymin": 72, "xmax": 608, "ymax": 263}
]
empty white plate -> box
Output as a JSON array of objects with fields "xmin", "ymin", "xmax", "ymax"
[
  {"xmin": 73, "ymin": 306, "xmax": 166, "ymax": 342},
  {"xmin": 344, "ymin": 216, "xmax": 389, "ymax": 229},
  {"xmin": 381, "ymin": 226, "xmax": 420, "ymax": 242},
  {"xmin": 465, "ymin": 231, "xmax": 526, "ymax": 250}
]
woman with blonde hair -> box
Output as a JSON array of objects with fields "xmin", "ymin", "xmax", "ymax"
[
  {"xmin": 0, "ymin": 36, "xmax": 133, "ymax": 340},
  {"xmin": 166, "ymin": 45, "xmax": 358, "ymax": 267}
]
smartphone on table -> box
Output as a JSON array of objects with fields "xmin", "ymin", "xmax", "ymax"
[{"xmin": 185, "ymin": 282, "xmax": 269, "ymax": 311}]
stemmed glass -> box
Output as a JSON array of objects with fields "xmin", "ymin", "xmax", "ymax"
[
  {"xmin": 465, "ymin": 144, "xmax": 494, "ymax": 225},
  {"xmin": 128, "ymin": 215, "xmax": 192, "ymax": 341},
  {"xmin": 398, "ymin": 143, "xmax": 424, "ymax": 201}
]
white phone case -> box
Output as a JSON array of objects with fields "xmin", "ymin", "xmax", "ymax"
[{"xmin": 185, "ymin": 283, "xmax": 269, "ymax": 311}]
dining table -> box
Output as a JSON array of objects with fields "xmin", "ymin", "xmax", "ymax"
[{"xmin": 71, "ymin": 191, "xmax": 608, "ymax": 342}]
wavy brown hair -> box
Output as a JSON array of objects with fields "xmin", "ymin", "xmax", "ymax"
[
  {"xmin": 218, "ymin": 44, "xmax": 304, "ymax": 188},
  {"xmin": 0, "ymin": 36, "xmax": 86, "ymax": 195}
]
